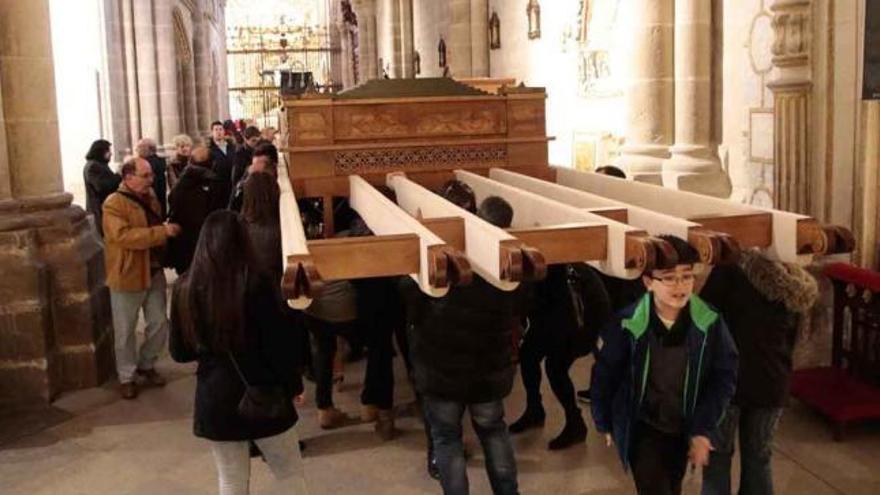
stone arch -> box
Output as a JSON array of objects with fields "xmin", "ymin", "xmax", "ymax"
[{"xmin": 173, "ymin": 7, "xmax": 198, "ymax": 136}]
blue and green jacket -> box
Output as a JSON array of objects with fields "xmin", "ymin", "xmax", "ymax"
[{"xmin": 590, "ymin": 292, "xmax": 739, "ymax": 469}]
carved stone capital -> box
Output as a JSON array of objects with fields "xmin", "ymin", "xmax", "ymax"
[{"xmin": 770, "ymin": 0, "xmax": 811, "ymax": 69}]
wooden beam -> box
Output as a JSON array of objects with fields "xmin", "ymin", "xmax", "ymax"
[
  {"xmin": 553, "ymin": 166, "xmax": 852, "ymax": 263},
  {"xmin": 278, "ymin": 161, "xmax": 321, "ymax": 309},
  {"xmin": 490, "ymin": 168, "xmax": 741, "ymax": 265},
  {"xmin": 455, "ymin": 170, "xmax": 652, "ymax": 277},
  {"xmin": 420, "ymin": 216, "xmax": 466, "ymax": 252},
  {"xmin": 389, "ymin": 173, "xmax": 540, "ymax": 290},
  {"xmin": 349, "ymin": 175, "xmax": 470, "ymax": 296},
  {"xmin": 305, "ymin": 234, "xmax": 420, "ymax": 280}
]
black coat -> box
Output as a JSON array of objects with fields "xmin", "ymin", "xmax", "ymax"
[
  {"xmin": 527, "ymin": 264, "xmax": 613, "ymax": 359},
  {"xmin": 170, "ymin": 272, "xmax": 303, "ymax": 441},
  {"xmin": 83, "ymin": 159, "xmax": 121, "ymax": 237},
  {"xmin": 232, "ymin": 145, "xmax": 254, "ymax": 188},
  {"xmin": 166, "ymin": 166, "xmax": 225, "ymax": 274},
  {"xmin": 209, "ymin": 140, "xmax": 235, "ymax": 204},
  {"xmin": 700, "ymin": 255, "xmax": 815, "ymax": 408},
  {"xmin": 147, "ymin": 154, "xmax": 167, "ymax": 217},
  {"xmin": 403, "ymin": 276, "xmax": 520, "ymax": 404}
]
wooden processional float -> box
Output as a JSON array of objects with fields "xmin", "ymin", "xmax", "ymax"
[{"xmin": 276, "ymin": 78, "xmax": 854, "ymax": 308}]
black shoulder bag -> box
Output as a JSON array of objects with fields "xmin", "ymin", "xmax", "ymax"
[{"xmin": 227, "ymin": 351, "xmax": 295, "ymax": 423}]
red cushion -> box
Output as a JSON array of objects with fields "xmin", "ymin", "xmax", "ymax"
[
  {"xmin": 823, "ymin": 263, "xmax": 880, "ymax": 292},
  {"xmin": 790, "ymin": 367, "xmax": 880, "ymax": 422}
]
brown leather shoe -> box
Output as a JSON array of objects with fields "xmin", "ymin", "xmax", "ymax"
[
  {"xmin": 136, "ymin": 368, "xmax": 167, "ymax": 387},
  {"xmin": 375, "ymin": 409, "xmax": 396, "ymax": 441},
  {"xmin": 361, "ymin": 404, "xmax": 379, "ymax": 423},
  {"xmin": 119, "ymin": 382, "xmax": 138, "ymax": 400},
  {"xmin": 318, "ymin": 407, "xmax": 350, "ymax": 429}
]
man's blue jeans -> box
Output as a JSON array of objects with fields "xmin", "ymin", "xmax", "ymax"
[
  {"xmin": 423, "ymin": 396, "xmax": 519, "ymax": 495},
  {"xmin": 702, "ymin": 405, "xmax": 783, "ymax": 495}
]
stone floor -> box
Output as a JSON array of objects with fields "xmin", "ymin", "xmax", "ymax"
[{"xmin": 1, "ymin": 352, "xmax": 879, "ymax": 494}]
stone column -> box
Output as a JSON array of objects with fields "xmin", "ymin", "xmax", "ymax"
[
  {"xmin": 469, "ymin": 0, "xmax": 489, "ymax": 77},
  {"xmin": 399, "ymin": 0, "xmax": 415, "ymax": 78},
  {"xmin": 0, "ymin": 0, "xmax": 112, "ymax": 404},
  {"xmin": 448, "ymin": 0, "xmax": 473, "ymax": 76},
  {"xmin": 353, "ymin": 0, "xmax": 378, "ymax": 82},
  {"xmin": 122, "ymin": 0, "xmax": 142, "ymax": 147},
  {"xmin": 768, "ymin": 0, "xmax": 812, "ymax": 214},
  {"xmin": 100, "ymin": 0, "xmax": 132, "ymax": 162},
  {"xmin": 155, "ymin": 0, "xmax": 182, "ymax": 145},
  {"xmin": 661, "ymin": 0, "xmax": 731, "ymax": 197},
  {"xmin": 132, "ymin": 0, "xmax": 162, "ymax": 140},
  {"xmin": 614, "ymin": 0, "xmax": 674, "ymax": 185},
  {"xmin": 193, "ymin": 9, "xmax": 212, "ymax": 133}
]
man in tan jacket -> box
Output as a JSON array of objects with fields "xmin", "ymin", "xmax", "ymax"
[{"xmin": 103, "ymin": 157, "xmax": 181, "ymax": 399}]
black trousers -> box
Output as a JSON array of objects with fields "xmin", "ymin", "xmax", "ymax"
[
  {"xmin": 629, "ymin": 422, "xmax": 689, "ymax": 495},
  {"xmin": 305, "ymin": 316, "xmax": 356, "ymax": 409},
  {"xmin": 518, "ymin": 328, "xmax": 578, "ymax": 416},
  {"xmin": 359, "ymin": 316, "xmax": 395, "ymax": 410}
]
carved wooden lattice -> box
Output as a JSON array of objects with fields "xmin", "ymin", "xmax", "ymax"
[{"xmin": 334, "ymin": 145, "xmax": 507, "ymax": 175}]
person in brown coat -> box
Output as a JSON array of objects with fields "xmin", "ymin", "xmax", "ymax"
[{"xmin": 103, "ymin": 157, "xmax": 181, "ymax": 399}]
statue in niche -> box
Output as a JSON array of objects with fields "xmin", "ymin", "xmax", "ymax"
[
  {"xmin": 576, "ymin": 0, "xmax": 622, "ymax": 97},
  {"xmin": 489, "ymin": 12, "xmax": 501, "ymax": 50},
  {"xmin": 527, "ymin": 0, "xmax": 541, "ymax": 40},
  {"xmin": 438, "ymin": 38, "xmax": 447, "ymax": 68}
]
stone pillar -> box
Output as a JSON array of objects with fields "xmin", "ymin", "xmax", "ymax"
[
  {"xmin": 768, "ymin": 0, "xmax": 812, "ymax": 214},
  {"xmin": 155, "ymin": 0, "xmax": 182, "ymax": 145},
  {"xmin": 470, "ymin": 0, "xmax": 489, "ymax": 77},
  {"xmin": 399, "ymin": 0, "xmax": 415, "ymax": 78},
  {"xmin": 100, "ymin": 0, "xmax": 132, "ymax": 162},
  {"xmin": 614, "ymin": 0, "xmax": 674, "ymax": 185},
  {"xmin": 0, "ymin": 0, "xmax": 112, "ymax": 404},
  {"xmin": 353, "ymin": 0, "xmax": 378, "ymax": 82},
  {"xmin": 448, "ymin": 0, "xmax": 473, "ymax": 76},
  {"xmin": 661, "ymin": 0, "xmax": 731, "ymax": 197},
  {"xmin": 122, "ymin": 0, "xmax": 142, "ymax": 146},
  {"xmin": 193, "ymin": 9, "xmax": 212, "ymax": 133},
  {"xmin": 133, "ymin": 0, "xmax": 162, "ymax": 140}
]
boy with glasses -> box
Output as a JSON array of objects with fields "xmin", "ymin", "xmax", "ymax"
[{"xmin": 590, "ymin": 235, "xmax": 738, "ymax": 495}]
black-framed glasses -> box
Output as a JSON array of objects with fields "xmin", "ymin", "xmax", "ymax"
[{"xmin": 651, "ymin": 273, "xmax": 696, "ymax": 286}]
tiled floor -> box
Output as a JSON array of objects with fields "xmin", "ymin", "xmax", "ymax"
[{"xmin": 1, "ymin": 354, "xmax": 878, "ymax": 494}]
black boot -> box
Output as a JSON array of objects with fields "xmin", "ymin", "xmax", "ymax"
[
  {"xmin": 508, "ymin": 404, "xmax": 546, "ymax": 434},
  {"xmin": 548, "ymin": 409, "xmax": 587, "ymax": 450}
]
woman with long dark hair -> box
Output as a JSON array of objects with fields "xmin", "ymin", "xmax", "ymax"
[
  {"xmin": 170, "ymin": 210, "xmax": 307, "ymax": 494},
  {"xmin": 83, "ymin": 139, "xmax": 120, "ymax": 237}
]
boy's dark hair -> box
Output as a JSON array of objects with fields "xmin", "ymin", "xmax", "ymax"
[
  {"xmin": 253, "ymin": 142, "xmax": 279, "ymax": 165},
  {"xmin": 595, "ymin": 165, "xmax": 627, "ymax": 179},
  {"xmin": 477, "ymin": 196, "xmax": 513, "ymax": 228},
  {"xmin": 243, "ymin": 126, "xmax": 261, "ymax": 139},
  {"xmin": 656, "ymin": 234, "xmax": 700, "ymax": 266},
  {"xmin": 210, "ymin": 120, "xmax": 224, "ymax": 129},
  {"xmin": 438, "ymin": 180, "xmax": 476, "ymax": 213}
]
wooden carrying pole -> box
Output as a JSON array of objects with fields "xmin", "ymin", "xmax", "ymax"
[
  {"xmin": 554, "ymin": 167, "xmax": 855, "ymax": 264},
  {"xmin": 388, "ymin": 173, "xmax": 545, "ymax": 291},
  {"xmin": 454, "ymin": 170, "xmax": 677, "ymax": 279},
  {"xmin": 490, "ymin": 168, "xmax": 741, "ymax": 265}
]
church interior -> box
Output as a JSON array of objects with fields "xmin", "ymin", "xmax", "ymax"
[{"xmin": 1, "ymin": 0, "xmax": 880, "ymax": 494}]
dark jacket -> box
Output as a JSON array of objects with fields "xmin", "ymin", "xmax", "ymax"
[
  {"xmin": 209, "ymin": 139, "xmax": 235, "ymax": 204},
  {"xmin": 147, "ymin": 154, "xmax": 167, "ymax": 217},
  {"xmin": 166, "ymin": 155, "xmax": 188, "ymax": 192},
  {"xmin": 169, "ymin": 272, "xmax": 303, "ymax": 441},
  {"xmin": 232, "ymin": 145, "xmax": 254, "ymax": 188},
  {"xmin": 700, "ymin": 249, "xmax": 817, "ymax": 407},
  {"xmin": 591, "ymin": 293, "xmax": 738, "ymax": 469},
  {"xmin": 403, "ymin": 276, "xmax": 520, "ymax": 404},
  {"xmin": 83, "ymin": 159, "xmax": 121, "ymax": 237},
  {"xmin": 166, "ymin": 166, "xmax": 225, "ymax": 274},
  {"xmin": 528, "ymin": 264, "xmax": 613, "ymax": 359}
]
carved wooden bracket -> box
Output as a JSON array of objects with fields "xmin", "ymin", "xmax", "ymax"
[
  {"xmin": 428, "ymin": 245, "xmax": 473, "ymax": 288},
  {"xmin": 688, "ymin": 229, "xmax": 742, "ymax": 265},
  {"xmin": 625, "ymin": 233, "xmax": 678, "ymax": 272},
  {"xmin": 821, "ymin": 224, "xmax": 857, "ymax": 255},
  {"xmin": 281, "ymin": 256, "xmax": 325, "ymax": 301},
  {"xmin": 499, "ymin": 241, "xmax": 547, "ymax": 282}
]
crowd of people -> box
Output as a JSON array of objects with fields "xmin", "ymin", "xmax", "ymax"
[{"xmin": 82, "ymin": 122, "xmax": 819, "ymax": 495}]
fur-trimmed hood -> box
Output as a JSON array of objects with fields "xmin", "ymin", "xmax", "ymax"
[{"xmin": 738, "ymin": 248, "xmax": 818, "ymax": 314}]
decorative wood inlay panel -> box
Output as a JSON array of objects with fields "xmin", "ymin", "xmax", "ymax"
[
  {"xmin": 334, "ymin": 145, "xmax": 507, "ymax": 175},
  {"xmin": 333, "ymin": 102, "xmax": 507, "ymax": 140}
]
